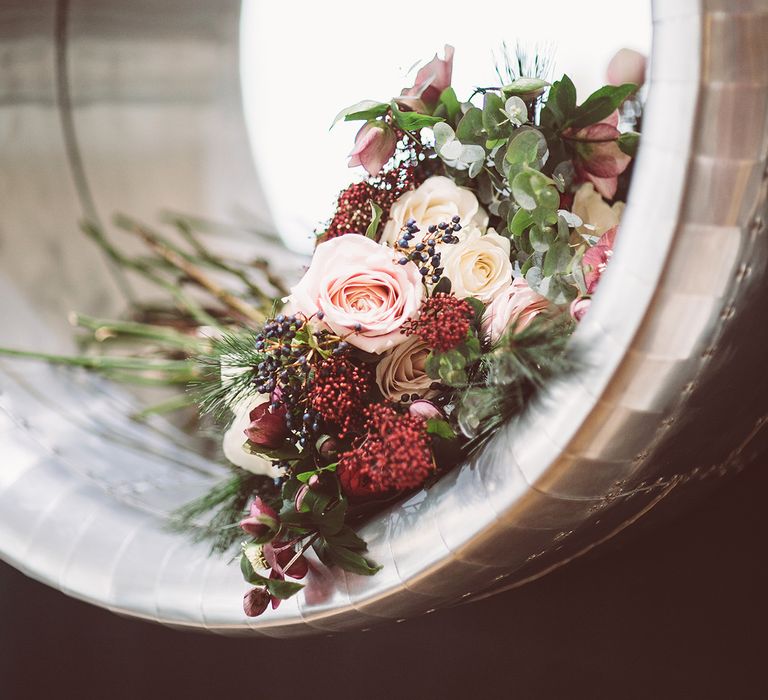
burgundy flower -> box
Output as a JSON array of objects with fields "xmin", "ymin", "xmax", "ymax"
[
  {"xmin": 244, "ymin": 401, "xmax": 289, "ymax": 449},
  {"xmin": 243, "ymin": 587, "xmax": 271, "ymax": 617},
  {"xmin": 399, "ymin": 45, "xmax": 455, "ymax": 112},
  {"xmin": 238, "ymin": 496, "xmax": 279, "ymax": 540},
  {"xmin": 565, "ymin": 111, "xmax": 631, "ymax": 199},
  {"xmin": 348, "ymin": 122, "xmax": 397, "ymax": 177},
  {"xmin": 583, "ymin": 226, "xmax": 617, "ymax": 294}
]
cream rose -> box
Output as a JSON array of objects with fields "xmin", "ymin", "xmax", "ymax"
[
  {"xmin": 572, "ymin": 182, "xmax": 625, "ymax": 238},
  {"xmin": 289, "ymin": 234, "xmax": 423, "ymax": 354},
  {"xmin": 375, "ymin": 336, "xmax": 439, "ymax": 403},
  {"xmin": 380, "ymin": 175, "xmax": 488, "ymax": 246},
  {"xmin": 481, "ymin": 278, "xmax": 550, "ymax": 344},
  {"xmin": 440, "ymin": 226, "xmax": 512, "ymax": 302},
  {"xmin": 222, "ymin": 397, "xmax": 283, "ymax": 478}
]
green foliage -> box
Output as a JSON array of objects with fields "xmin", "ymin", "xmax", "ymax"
[
  {"xmin": 389, "ymin": 100, "xmax": 444, "ymax": 131},
  {"xmin": 365, "ymin": 201, "xmax": 383, "ymax": 239},
  {"xmin": 332, "ymin": 100, "xmax": 389, "ymax": 126},
  {"xmin": 426, "ymin": 418, "xmax": 457, "ymax": 440},
  {"xmin": 169, "ymin": 470, "xmax": 278, "ymax": 553},
  {"xmin": 455, "ymin": 313, "xmax": 575, "ymax": 447},
  {"xmin": 618, "ymin": 131, "xmax": 640, "ymax": 156}
]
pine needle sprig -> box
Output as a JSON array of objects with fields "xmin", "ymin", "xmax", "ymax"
[
  {"xmin": 168, "ymin": 469, "xmax": 279, "ymax": 553},
  {"xmin": 458, "ymin": 313, "xmax": 576, "ymax": 454},
  {"xmin": 192, "ymin": 328, "xmax": 265, "ymax": 420}
]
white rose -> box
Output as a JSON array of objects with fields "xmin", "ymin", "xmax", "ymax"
[
  {"xmin": 572, "ymin": 182, "xmax": 625, "ymax": 238},
  {"xmin": 440, "ymin": 226, "xmax": 512, "ymax": 302},
  {"xmin": 375, "ymin": 336, "xmax": 439, "ymax": 403},
  {"xmin": 380, "ymin": 175, "xmax": 488, "ymax": 246},
  {"xmin": 222, "ymin": 397, "xmax": 283, "ymax": 478}
]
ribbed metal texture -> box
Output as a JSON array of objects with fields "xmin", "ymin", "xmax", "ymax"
[{"xmin": 0, "ymin": 0, "xmax": 766, "ymax": 635}]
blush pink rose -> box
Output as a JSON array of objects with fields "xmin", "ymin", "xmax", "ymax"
[
  {"xmin": 348, "ymin": 121, "xmax": 397, "ymax": 176},
  {"xmin": 399, "ymin": 45, "xmax": 455, "ymax": 112},
  {"xmin": 481, "ymin": 278, "xmax": 549, "ymax": 344},
  {"xmin": 289, "ymin": 235, "xmax": 424, "ymax": 354}
]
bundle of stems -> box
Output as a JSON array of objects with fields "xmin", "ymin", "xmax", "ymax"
[{"xmin": 0, "ymin": 214, "xmax": 285, "ymax": 419}]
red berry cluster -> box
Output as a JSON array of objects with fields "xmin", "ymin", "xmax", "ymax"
[
  {"xmin": 308, "ymin": 356, "xmax": 373, "ymax": 439},
  {"xmin": 337, "ymin": 404, "xmax": 434, "ymax": 496},
  {"xmin": 403, "ymin": 293, "xmax": 474, "ymax": 352},
  {"xmin": 320, "ymin": 136, "xmax": 431, "ymax": 242}
]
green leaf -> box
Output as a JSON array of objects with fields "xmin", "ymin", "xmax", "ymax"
[
  {"xmin": 390, "ymin": 100, "xmax": 444, "ymax": 131},
  {"xmin": 568, "ymin": 83, "xmax": 637, "ymax": 129},
  {"xmin": 327, "ymin": 545, "xmax": 382, "ymax": 576},
  {"xmin": 544, "ymin": 74, "xmax": 577, "ymax": 126},
  {"xmin": 542, "ymin": 239, "xmax": 572, "ymax": 277},
  {"xmin": 425, "ymin": 351, "xmax": 442, "ymax": 380},
  {"xmin": 240, "ymin": 551, "xmax": 268, "ymax": 586},
  {"xmin": 426, "ymin": 418, "xmax": 457, "ymax": 440},
  {"xmin": 482, "ymin": 92, "xmax": 507, "ymax": 139},
  {"xmin": 455, "ymin": 107, "xmax": 484, "ymax": 144},
  {"xmin": 505, "ymin": 128, "xmax": 547, "ymax": 168},
  {"xmin": 265, "ymin": 578, "xmax": 304, "ymax": 600},
  {"xmin": 509, "ymin": 208, "xmax": 534, "ymax": 237},
  {"xmin": 529, "ymin": 225, "xmax": 552, "ymax": 253},
  {"xmin": 432, "ymin": 276, "xmax": 452, "ymax": 296},
  {"xmin": 316, "ymin": 499, "xmax": 347, "ymax": 537},
  {"xmin": 618, "ymin": 131, "xmax": 640, "ymax": 157},
  {"xmin": 463, "ymin": 296, "xmax": 485, "ymax": 322},
  {"xmin": 365, "ymin": 201, "xmax": 383, "ymax": 239},
  {"xmin": 439, "ymin": 86, "xmax": 461, "ymax": 122},
  {"xmin": 331, "ymin": 100, "xmax": 389, "ymax": 127},
  {"xmin": 325, "ymin": 526, "xmax": 367, "ymax": 551}
]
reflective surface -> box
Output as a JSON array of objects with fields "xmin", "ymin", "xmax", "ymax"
[{"xmin": 0, "ymin": 0, "xmax": 767, "ymax": 635}]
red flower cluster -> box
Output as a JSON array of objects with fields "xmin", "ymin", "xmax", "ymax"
[
  {"xmin": 403, "ymin": 293, "xmax": 474, "ymax": 352},
  {"xmin": 308, "ymin": 356, "xmax": 373, "ymax": 439},
  {"xmin": 321, "ymin": 138, "xmax": 429, "ymax": 242},
  {"xmin": 337, "ymin": 404, "xmax": 434, "ymax": 496}
]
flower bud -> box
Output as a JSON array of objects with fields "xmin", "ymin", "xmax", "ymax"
[
  {"xmin": 239, "ymin": 496, "xmax": 279, "ymax": 540},
  {"xmin": 570, "ymin": 296, "xmax": 592, "ymax": 322},
  {"xmin": 243, "ymin": 587, "xmax": 271, "ymax": 617},
  {"xmin": 408, "ymin": 399, "xmax": 443, "ymax": 421},
  {"xmin": 606, "ymin": 48, "xmax": 646, "ymax": 87},
  {"xmin": 347, "ymin": 121, "xmax": 397, "ymax": 177},
  {"xmin": 294, "ymin": 484, "xmax": 309, "ymax": 511},
  {"xmin": 316, "ymin": 434, "xmax": 339, "ymax": 459},
  {"xmin": 244, "ymin": 401, "xmax": 290, "ymax": 449},
  {"xmin": 274, "ymin": 546, "xmax": 309, "ymax": 580}
]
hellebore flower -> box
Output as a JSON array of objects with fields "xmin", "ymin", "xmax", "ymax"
[
  {"xmin": 399, "ymin": 44, "xmax": 455, "ymax": 112},
  {"xmin": 565, "ymin": 111, "xmax": 631, "ymax": 199},
  {"xmin": 244, "ymin": 401, "xmax": 290, "ymax": 449},
  {"xmin": 347, "ymin": 121, "xmax": 397, "ymax": 176},
  {"xmin": 243, "ymin": 586, "xmax": 271, "ymax": 617},
  {"xmin": 583, "ymin": 226, "xmax": 617, "ymax": 294},
  {"xmin": 239, "ymin": 496, "xmax": 279, "ymax": 540}
]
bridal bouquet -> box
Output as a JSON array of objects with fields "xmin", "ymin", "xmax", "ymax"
[
  {"xmin": 218, "ymin": 47, "xmax": 639, "ymax": 616},
  {"xmin": 0, "ymin": 45, "xmax": 640, "ymax": 618}
]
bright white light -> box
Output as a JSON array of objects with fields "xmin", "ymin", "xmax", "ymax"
[{"xmin": 240, "ymin": 0, "xmax": 651, "ymax": 253}]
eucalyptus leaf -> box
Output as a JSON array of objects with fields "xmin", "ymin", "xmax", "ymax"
[
  {"xmin": 502, "ymin": 77, "xmax": 549, "ymax": 97},
  {"xmin": 504, "ymin": 96, "xmax": 528, "ymax": 126}
]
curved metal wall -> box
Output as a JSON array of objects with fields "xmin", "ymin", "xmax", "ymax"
[{"xmin": 0, "ymin": 0, "xmax": 766, "ymax": 635}]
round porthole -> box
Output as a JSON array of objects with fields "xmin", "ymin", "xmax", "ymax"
[{"xmin": 0, "ymin": 0, "xmax": 766, "ymax": 635}]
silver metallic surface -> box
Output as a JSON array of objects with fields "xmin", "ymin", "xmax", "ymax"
[{"xmin": 1, "ymin": 0, "xmax": 767, "ymax": 635}]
